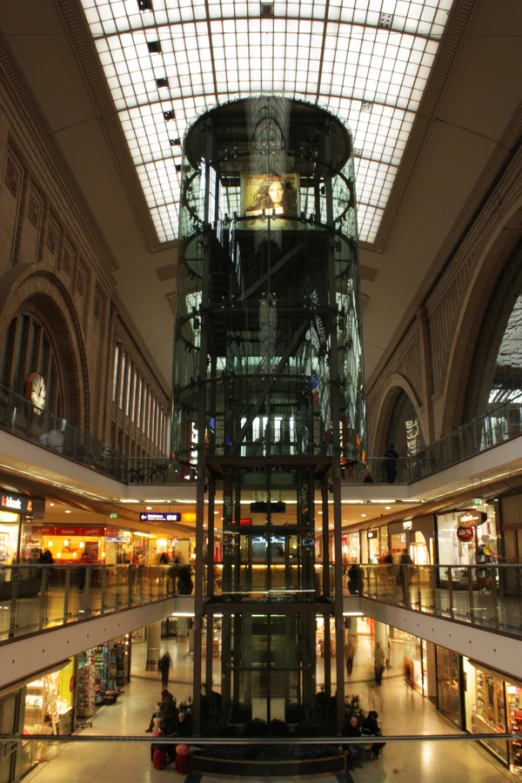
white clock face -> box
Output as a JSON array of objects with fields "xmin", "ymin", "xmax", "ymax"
[{"xmin": 31, "ymin": 374, "xmax": 46, "ymax": 414}]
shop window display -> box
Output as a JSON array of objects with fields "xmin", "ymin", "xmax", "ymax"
[
  {"xmin": 436, "ymin": 646, "xmax": 462, "ymax": 728},
  {"xmin": 76, "ymin": 638, "xmax": 130, "ymax": 725},
  {"xmin": 507, "ymin": 683, "xmax": 522, "ymax": 774},
  {"xmin": 22, "ymin": 661, "xmax": 75, "ymax": 774},
  {"xmin": 436, "ymin": 506, "xmax": 498, "ymax": 568},
  {"xmin": 469, "ymin": 665, "xmax": 508, "ymax": 764}
]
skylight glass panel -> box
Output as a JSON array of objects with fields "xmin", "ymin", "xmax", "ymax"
[{"xmin": 81, "ymin": 0, "xmax": 455, "ymax": 242}]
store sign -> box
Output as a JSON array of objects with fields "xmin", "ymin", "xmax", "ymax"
[
  {"xmin": 459, "ymin": 510, "xmax": 486, "ymax": 526},
  {"xmin": 456, "ymin": 526, "xmax": 474, "ymax": 543},
  {"xmin": 139, "ymin": 513, "xmax": 181, "ymax": 522},
  {"xmin": 1, "ymin": 494, "xmax": 22, "ymax": 510},
  {"xmin": 405, "ymin": 418, "xmax": 421, "ymax": 457},
  {"xmin": 0, "ymin": 493, "xmax": 44, "ymax": 517},
  {"xmin": 31, "ymin": 525, "xmax": 107, "ymax": 537}
]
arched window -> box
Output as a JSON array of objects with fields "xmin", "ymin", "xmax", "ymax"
[
  {"xmin": 464, "ymin": 241, "xmax": 522, "ymax": 419},
  {"xmin": 0, "ymin": 313, "xmax": 64, "ymax": 416}
]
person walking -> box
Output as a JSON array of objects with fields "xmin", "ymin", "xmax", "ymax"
[
  {"xmin": 158, "ymin": 651, "xmax": 172, "ymax": 689},
  {"xmin": 398, "ymin": 548, "xmax": 414, "ymax": 603},
  {"xmin": 383, "ymin": 444, "xmax": 399, "ymax": 483},
  {"xmin": 374, "ymin": 641, "xmax": 385, "ymax": 686},
  {"xmin": 346, "ymin": 637, "xmax": 356, "ymax": 677}
]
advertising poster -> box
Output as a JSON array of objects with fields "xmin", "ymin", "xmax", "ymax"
[{"xmin": 240, "ymin": 173, "xmax": 299, "ymax": 229}]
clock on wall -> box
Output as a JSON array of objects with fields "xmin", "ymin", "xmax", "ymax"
[{"xmin": 25, "ymin": 372, "xmax": 47, "ymax": 414}]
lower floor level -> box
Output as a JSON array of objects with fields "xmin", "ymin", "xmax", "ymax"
[{"xmin": 16, "ymin": 629, "xmax": 518, "ymax": 783}]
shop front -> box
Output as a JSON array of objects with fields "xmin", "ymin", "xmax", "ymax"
[
  {"xmin": 75, "ymin": 637, "xmax": 131, "ymax": 727},
  {"xmin": 436, "ymin": 504, "xmax": 498, "ymax": 567},
  {"xmin": 342, "ymin": 531, "xmax": 360, "ymax": 567},
  {"xmin": 389, "ymin": 516, "xmax": 435, "ymax": 565},
  {"xmin": 21, "ymin": 659, "xmax": 75, "ymax": 776},
  {"xmin": 436, "ymin": 645, "xmax": 463, "ymax": 728},
  {"xmin": 0, "ymin": 490, "xmax": 45, "ymax": 566},
  {"xmin": 396, "ymin": 630, "xmax": 427, "ymax": 695},
  {"xmin": 463, "ymin": 659, "xmax": 509, "ymax": 767},
  {"xmin": 360, "ymin": 528, "xmax": 386, "ymax": 564}
]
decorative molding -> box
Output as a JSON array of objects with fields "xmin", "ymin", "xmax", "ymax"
[
  {"xmin": 0, "ymin": 33, "xmax": 118, "ymax": 273},
  {"xmin": 4, "ymin": 153, "xmax": 21, "ymax": 197}
]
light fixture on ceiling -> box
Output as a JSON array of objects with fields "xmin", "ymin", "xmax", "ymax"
[
  {"xmin": 361, "ymin": 513, "xmax": 367, "ymax": 517},
  {"xmin": 138, "ymin": 0, "xmax": 153, "ymax": 11},
  {"xmin": 147, "ymin": 40, "xmax": 162, "ymax": 54},
  {"xmin": 156, "ymin": 77, "xmax": 169, "ymax": 89},
  {"xmin": 163, "ymin": 110, "xmax": 174, "ymax": 121},
  {"xmin": 65, "ymin": 509, "xmax": 71, "ymax": 514}
]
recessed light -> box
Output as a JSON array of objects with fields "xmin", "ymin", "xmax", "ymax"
[
  {"xmin": 361, "ymin": 514, "xmax": 367, "ymax": 517},
  {"xmin": 146, "ymin": 506, "xmax": 152, "ymax": 510},
  {"xmin": 65, "ymin": 510, "xmax": 71, "ymax": 514},
  {"xmin": 385, "ymin": 506, "xmax": 391, "ymax": 510}
]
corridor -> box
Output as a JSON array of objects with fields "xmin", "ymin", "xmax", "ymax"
[{"xmin": 21, "ymin": 634, "xmax": 517, "ymax": 783}]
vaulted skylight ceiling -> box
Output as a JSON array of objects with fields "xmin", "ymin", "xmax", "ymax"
[{"xmin": 81, "ymin": 0, "xmax": 454, "ymax": 243}]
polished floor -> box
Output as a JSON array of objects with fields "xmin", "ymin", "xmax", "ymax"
[{"xmin": 23, "ymin": 635, "xmax": 518, "ymax": 783}]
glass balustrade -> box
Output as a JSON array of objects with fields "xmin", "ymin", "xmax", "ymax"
[
  {"xmin": 0, "ymin": 564, "xmax": 179, "ymax": 641},
  {"xmin": 348, "ymin": 564, "xmax": 522, "ymax": 637},
  {"xmin": 0, "ymin": 382, "xmax": 520, "ymax": 485}
]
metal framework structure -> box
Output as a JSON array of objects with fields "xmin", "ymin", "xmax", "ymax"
[{"xmin": 172, "ymin": 95, "xmax": 365, "ymax": 732}]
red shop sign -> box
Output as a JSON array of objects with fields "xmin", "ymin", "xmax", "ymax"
[
  {"xmin": 30, "ymin": 525, "xmax": 106, "ymax": 537},
  {"xmin": 456, "ymin": 526, "xmax": 474, "ymax": 543}
]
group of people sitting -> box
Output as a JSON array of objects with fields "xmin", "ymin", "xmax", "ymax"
[
  {"xmin": 146, "ymin": 689, "xmax": 193, "ymax": 771},
  {"xmin": 343, "ymin": 710, "xmax": 385, "ymax": 771}
]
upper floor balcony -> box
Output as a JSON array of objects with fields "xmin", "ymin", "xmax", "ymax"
[{"xmin": 0, "ymin": 383, "xmax": 521, "ymax": 496}]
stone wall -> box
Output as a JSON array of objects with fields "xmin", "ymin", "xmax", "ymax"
[{"xmin": 0, "ymin": 41, "xmax": 169, "ymax": 455}]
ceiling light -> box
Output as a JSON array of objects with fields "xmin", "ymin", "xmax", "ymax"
[
  {"xmin": 138, "ymin": 0, "xmax": 153, "ymax": 11},
  {"xmin": 65, "ymin": 509, "xmax": 71, "ymax": 514},
  {"xmin": 146, "ymin": 506, "xmax": 152, "ymax": 510},
  {"xmin": 147, "ymin": 41, "xmax": 162, "ymax": 54},
  {"xmin": 163, "ymin": 111, "xmax": 174, "ymax": 121},
  {"xmin": 361, "ymin": 514, "xmax": 367, "ymax": 517},
  {"xmin": 385, "ymin": 506, "xmax": 391, "ymax": 510},
  {"xmin": 156, "ymin": 78, "xmax": 169, "ymax": 89}
]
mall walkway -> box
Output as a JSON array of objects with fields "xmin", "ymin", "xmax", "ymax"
[{"xmin": 23, "ymin": 637, "xmax": 516, "ymax": 783}]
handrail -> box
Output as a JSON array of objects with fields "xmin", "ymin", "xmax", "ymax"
[
  {"xmin": 353, "ymin": 563, "xmax": 522, "ymax": 639},
  {"xmin": 0, "ymin": 382, "xmax": 519, "ymax": 485},
  {"xmin": 0, "ymin": 563, "xmax": 183, "ymax": 642}
]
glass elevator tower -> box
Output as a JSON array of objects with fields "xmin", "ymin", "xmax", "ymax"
[{"xmin": 172, "ymin": 97, "xmax": 365, "ymax": 733}]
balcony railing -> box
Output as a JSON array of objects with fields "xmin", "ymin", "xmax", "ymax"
[
  {"xmin": 352, "ymin": 563, "xmax": 522, "ymax": 637},
  {"xmin": 0, "ymin": 383, "xmax": 520, "ymax": 486},
  {"xmin": 0, "ymin": 564, "xmax": 180, "ymax": 642}
]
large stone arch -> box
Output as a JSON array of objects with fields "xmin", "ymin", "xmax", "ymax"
[
  {"xmin": 0, "ymin": 263, "xmax": 90, "ymax": 429},
  {"xmin": 440, "ymin": 196, "xmax": 522, "ymax": 435},
  {"xmin": 370, "ymin": 372, "xmax": 427, "ymax": 456}
]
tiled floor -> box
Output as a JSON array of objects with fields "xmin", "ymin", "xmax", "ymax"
[{"xmin": 24, "ymin": 635, "xmax": 519, "ymax": 783}]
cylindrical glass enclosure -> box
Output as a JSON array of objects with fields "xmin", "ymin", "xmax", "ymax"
[{"xmin": 172, "ymin": 96, "xmax": 366, "ymax": 467}]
